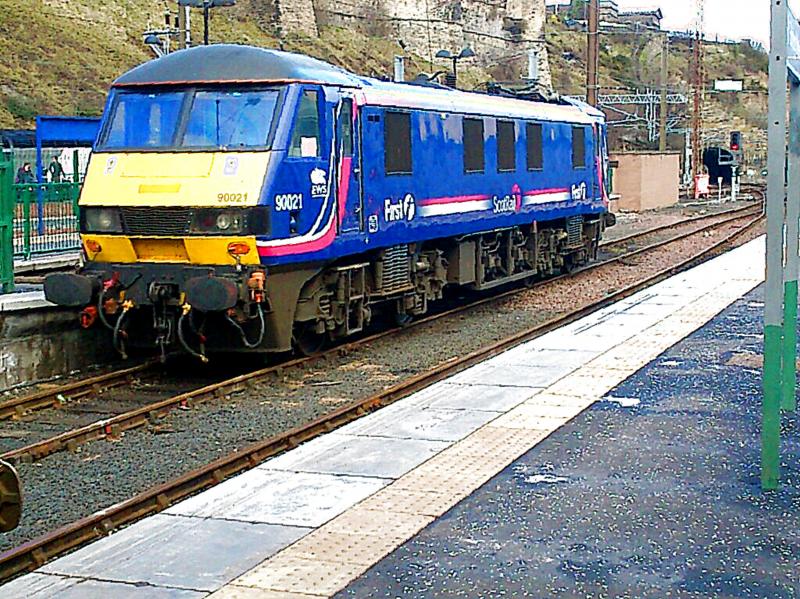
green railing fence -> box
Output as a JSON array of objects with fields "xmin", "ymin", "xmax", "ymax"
[
  {"xmin": 1, "ymin": 149, "xmax": 86, "ymax": 293},
  {"xmin": 13, "ymin": 181, "xmax": 82, "ymax": 260}
]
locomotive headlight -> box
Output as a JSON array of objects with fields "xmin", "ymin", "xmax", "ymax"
[
  {"xmin": 190, "ymin": 209, "xmax": 256, "ymax": 235},
  {"xmin": 82, "ymin": 208, "xmax": 122, "ymax": 234},
  {"xmin": 216, "ymin": 213, "xmax": 233, "ymax": 231}
]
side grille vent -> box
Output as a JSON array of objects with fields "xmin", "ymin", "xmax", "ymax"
[
  {"xmin": 121, "ymin": 207, "xmax": 193, "ymax": 236},
  {"xmin": 566, "ymin": 215, "xmax": 584, "ymax": 248},
  {"xmin": 376, "ymin": 245, "xmax": 412, "ymax": 295}
]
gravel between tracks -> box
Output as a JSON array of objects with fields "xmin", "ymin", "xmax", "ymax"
[
  {"xmin": 0, "ymin": 218, "xmax": 764, "ymax": 553},
  {"xmin": 604, "ymin": 199, "xmax": 757, "ymax": 244}
]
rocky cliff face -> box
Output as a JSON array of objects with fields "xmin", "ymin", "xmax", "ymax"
[{"xmin": 313, "ymin": 0, "xmax": 552, "ymax": 89}]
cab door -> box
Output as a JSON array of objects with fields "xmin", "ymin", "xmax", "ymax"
[{"xmin": 336, "ymin": 96, "xmax": 363, "ymax": 233}]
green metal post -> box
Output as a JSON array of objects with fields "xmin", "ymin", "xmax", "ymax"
[
  {"xmin": 783, "ymin": 80, "xmax": 800, "ymax": 413},
  {"xmin": 0, "ymin": 151, "xmax": 14, "ymax": 293},
  {"xmin": 763, "ymin": 0, "xmax": 789, "ymax": 490}
]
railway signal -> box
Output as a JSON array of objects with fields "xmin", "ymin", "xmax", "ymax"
[
  {"xmin": 730, "ymin": 130, "xmax": 744, "ymax": 166},
  {"xmin": 730, "ymin": 131, "xmax": 742, "ymax": 153}
]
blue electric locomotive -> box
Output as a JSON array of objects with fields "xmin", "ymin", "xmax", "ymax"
[{"xmin": 44, "ymin": 44, "xmax": 614, "ymax": 358}]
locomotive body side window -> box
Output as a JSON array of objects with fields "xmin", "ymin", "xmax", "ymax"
[
  {"xmin": 289, "ymin": 90, "xmax": 320, "ymax": 158},
  {"xmin": 385, "ymin": 111, "xmax": 412, "ymax": 175},
  {"xmin": 463, "ymin": 117, "xmax": 485, "ymax": 174},
  {"xmin": 572, "ymin": 125, "xmax": 586, "ymax": 169},
  {"xmin": 526, "ymin": 122, "xmax": 543, "ymax": 170},
  {"xmin": 497, "ymin": 120, "xmax": 516, "ymax": 172}
]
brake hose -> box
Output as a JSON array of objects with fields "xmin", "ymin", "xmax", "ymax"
[
  {"xmin": 112, "ymin": 303, "xmax": 132, "ymax": 359},
  {"xmin": 98, "ymin": 274, "xmax": 141, "ymax": 331},
  {"xmin": 225, "ymin": 304, "xmax": 265, "ymax": 349},
  {"xmin": 178, "ymin": 306, "xmax": 209, "ymax": 363}
]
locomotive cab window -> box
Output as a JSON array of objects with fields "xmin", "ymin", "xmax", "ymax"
[
  {"xmin": 463, "ymin": 118, "xmax": 485, "ymax": 174},
  {"xmin": 385, "ymin": 111, "xmax": 412, "ymax": 175},
  {"xmin": 572, "ymin": 126, "xmax": 587, "ymax": 169},
  {"xmin": 183, "ymin": 90, "xmax": 277, "ymax": 148},
  {"xmin": 289, "ymin": 90, "xmax": 321, "ymax": 158},
  {"xmin": 337, "ymin": 99, "xmax": 354, "ymax": 157},
  {"xmin": 497, "ymin": 120, "xmax": 516, "ymax": 172},
  {"xmin": 100, "ymin": 89, "xmax": 280, "ymax": 151},
  {"xmin": 526, "ymin": 123, "xmax": 543, "ymax": 170}
]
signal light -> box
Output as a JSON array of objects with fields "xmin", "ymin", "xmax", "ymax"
[
  {"xmin": 730, "ymin": 131, "xmax": 742, "ymax": 152},
  {"xmin": 227, "ymin": 242, "xmax": 251, "ymax": 256},
  {"xmin": 85, "ymin": 240, "xmax": 102, "ymax": 254}
]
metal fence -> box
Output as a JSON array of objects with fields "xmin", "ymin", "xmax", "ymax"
[
  {"xmin": 10, "ymin": 149, "xmax": 86, "ymax": 261},
  {"xmin": 12, "ymin": 182, "xmax": 81, "ymax": 260},
  {"xmin": 2, "ymin": 146, "xmax": 91, "ymax": 292}
]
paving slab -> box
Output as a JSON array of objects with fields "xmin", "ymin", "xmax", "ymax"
[
  {"xmin": 2, "ymin": 573, "xmax": 205, "ymax": 599},
  {"xmin": 0, "ymin": 290, "xmax": 54, "ymax": 312},
  {"xmin": 40, "ymin": 514, "xmax": 310, "ymax": 592},
  {"xmin": 341, "ymin": 406, "xmax": 498, "ymax": 442},
  {"xmin": 424, "ymin": 382, "xmax": 537, "ymax": 412},
  {"xmin": 492, "ymin": 347, "xmax": 599, "ymax": 369},
  {"xmin": 261, "ymin": 433, "xmax": 450, "ymax": 479},
  {"xmin": 166, "ymin": 469, "xmax": 388, "ymax": 527},
  {"xmin": 448, "ymin": 361, "xmax": 575, "ymax": 388}
]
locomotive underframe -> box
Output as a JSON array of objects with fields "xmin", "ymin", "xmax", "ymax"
[
  {"xmin": 293, "ymin": 213, "xmax": 603, "ymax": 352},
  {"xmin": 52, "ymin": 214, "xmax": 605, "ymax": 358}
]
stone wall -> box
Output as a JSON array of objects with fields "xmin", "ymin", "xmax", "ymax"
[
  {"xmin": 313, "ymin": 0, "xmax": 552, "ymax": 90},
  {"xmin": 244, "ymin": 0, "xmax": 319, "ymax": 38}
]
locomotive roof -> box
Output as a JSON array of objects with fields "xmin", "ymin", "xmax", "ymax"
[
  {"xmin": 113, "ymin": 44, "xmax": 363, "ymax": 87},
  {"xmin": 359, "ymin": 82, "xmax": 602, "ymax": 125},
  {"xmin": 114, "ymin": 44, "xmax": 602, "ymax": 125}
]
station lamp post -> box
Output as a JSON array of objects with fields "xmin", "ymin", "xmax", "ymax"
[
  {"xmin": 178, "ymin": 0, "xmax": 236, "ymax": 46},
  {"xmin": 435, "ymin": 47, "xmax": 476, "ymax": 87}
]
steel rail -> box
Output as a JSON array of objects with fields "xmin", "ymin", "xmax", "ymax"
[
  {"xmin": 0, "ymin": 207, "xmax": 763, "ymax": 464},
  {"xmin": 0, "ymin": 362, "xmax": 157, "ymax": 421},
  {"xmin": 0, "ymin": 212, "xmax": 764, "ymax": 582},
  {"xmin": 599, "ymin": 202, "xmax": 761, "ymax": 250}
]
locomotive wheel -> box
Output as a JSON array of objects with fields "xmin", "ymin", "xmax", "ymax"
[{"xmin": 292, "ymin": 322, "xmax": 327, "ymax": 356}]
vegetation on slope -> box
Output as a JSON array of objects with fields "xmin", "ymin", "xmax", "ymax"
[
  {"xmin": 1, "ymin": 0, "xmax": 769, "ymax": 155},
  {"xmin": 0, "ymin": 0, "xmax": 487, "ymax": 129}
]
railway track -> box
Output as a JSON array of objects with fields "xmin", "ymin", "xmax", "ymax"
[
  {"xmin": 0, "ymin": 200, "xmax": 760, "ymax": 424},
  {"xmin": 0, "ymin": 206, "xmax": 765, "ymax": 581},
  {"xmin": 0, "ymin": 202, "xmax": 762, "ymax": 466}
]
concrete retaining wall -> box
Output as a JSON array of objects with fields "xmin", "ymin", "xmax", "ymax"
[{"xmin": 0, "ymin": 301, "xmax": 116, "ymax": 391}]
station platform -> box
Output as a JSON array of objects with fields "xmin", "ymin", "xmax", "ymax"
[
  {"xmin": 4, "ymin": 236, "xmax": 794, "ymax": 598},
  {"xmin": 14, "ymin": 252, "xmax": 80, "ymax": 276},
  {"xmin": 0, "ymin": 289, "xmax": 52, "ymax": 312},
  {"xmin": 0, "ymin": 251, "xmax": 78, "ymax": 312}
]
